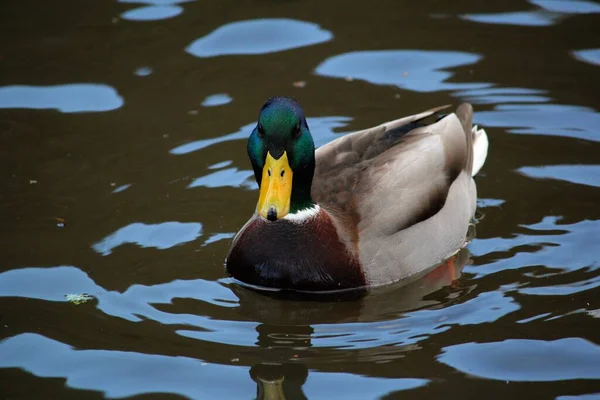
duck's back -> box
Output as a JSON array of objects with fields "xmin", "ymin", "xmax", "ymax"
[{"xmin": 313, "ymin": 104, "xmax": 485, "ymax": 285}]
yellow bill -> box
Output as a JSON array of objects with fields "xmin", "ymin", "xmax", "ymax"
[{"xmin": 257, "ymin": 151, "xmax": 293, "ymax": 220}]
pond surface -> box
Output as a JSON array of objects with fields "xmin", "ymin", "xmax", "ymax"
[{"xmin": 1, "ymin": 0, "xmax": 599, "ymax": 398}]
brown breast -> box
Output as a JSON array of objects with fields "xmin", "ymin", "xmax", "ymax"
[{"xmin": 225, "ymin": 211, "xmax": 365, "ymax": 291}]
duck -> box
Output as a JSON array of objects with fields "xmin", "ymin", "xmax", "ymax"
[{"xmin": 225, "ymin": 97, "xmax": 488, "ymax": 292}]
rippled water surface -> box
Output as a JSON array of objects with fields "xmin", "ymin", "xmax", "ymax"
[{"xmin": 1, "ymin": 0, "xmax": 599, "ymax": 398}]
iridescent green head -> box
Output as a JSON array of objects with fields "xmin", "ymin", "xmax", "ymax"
[{"xmin": 247, "ymin": 97, "xmax": 316, "ymax": 220}]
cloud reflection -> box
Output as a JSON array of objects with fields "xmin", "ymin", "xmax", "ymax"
[
  {"xmin": 310, "ymin": 291, "xmax": 519, "ymax": 350},
  {"xmin": 201, "ymin": 93, "xmax": 232, "ymax": 107},
  {"xmin": 302, "ymin": 373, "xmax": 428, "ymax": 397},
  {"xmin": 0, "ymin": 266, "xmax": 238, "ymax": 321},
  {"xmin": 134, "ymin": 66, "xmax": 153, "ymax": 76},
  {"xmin": 462, "ymin": 0, "xmax": 600, "ymax": 27},
  {"xmin": 0, "ymin": 333, "xmax": 429, "ymax": 398},
  {"xmin": 530, "ymin": 0, "xmax": 600, "ymax": 13},
  {"xmin": 454, "ymin": 87, "xmax": 550, "ymax": 104},
  {"xmin": 0, "ymin": 333, "xmax": 254, "ymax": 398},
  {"xmin": 121, "ymin": 5, "xmax": 182, "ymax": 21},
  {"xmin": 119, "ymin": 0, "xmax": 192, "ymax": 4},
  {"xmin": 519, "ymin": 275, "xmax": 600, "ymax": 296},
  {"xmin": 518, "ymin": 165, "xmax": 600, "ymax": 188},
  {"xmin": 439, "ymin": 338, "xmax": 600, "ymax": 381},
  {"xmin": 179, "ymin": 290, "xmax": 519, "ymax": 348},
  {"xmin": 92, "ymin": 222, "xmax": 203, "ymax": 255},
  {"xmin": 461, "ymin": 11, "xmax": 560, "ymax": 27},
  {"xmin": 474, "ymin": 104, "xmax": 600, "ymax": 142},
  {"xmin": 0, "ymin": 266, "xmax": 101, "ymax": 302},
  {"xmin": 573, "ymin": 49, "xmax": 600, "ymax": 67},
  {"xmin": 315, "ymin": 50, "xmax": 486, "ymax": 92},
  {"xmin": 186, "ymin": 19, "xmax": 332, "ymax": 58},
  {"xmin": 170, "ymin": 116, "xmax": 352, "ymax": 155},
  {"xmin": 0, "ymin": 84, "xmax": 123, "ymax": 113},
  {"xmin": 188, "ymin": 168, "xmax": 256, "ymax": 190},
  {"xmin": 468, "ymin": 218, "xmax": 600, "ymax": 276}
]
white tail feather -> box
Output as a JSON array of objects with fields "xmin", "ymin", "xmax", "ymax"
[{"xmin": 471, "ymin": 124, "xmax": 488, "ymax": 176}]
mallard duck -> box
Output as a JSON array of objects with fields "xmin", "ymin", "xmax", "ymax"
[{"xmin": 225, "ymin": 97, "xmax": 488, "ymax": 291}]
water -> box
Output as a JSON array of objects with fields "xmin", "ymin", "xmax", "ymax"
[{"xmin": 1, "ymin": 0, "xmax": 599, "ymax": 398}]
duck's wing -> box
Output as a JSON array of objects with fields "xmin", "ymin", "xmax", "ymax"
[
  {"xmin": 312, "ymin": 103, "xmax": 481, "ymax": 248},
  {"xmin": 312, "ymin": 104, "xmax": 466, "ymax": 217},
  {"xmin": 355, "ymin": 103, "xmax": 475, "ymax": 235},
  {"xmin": 314, "ymin": 104, "xmax": 451, "ymax": 173}
]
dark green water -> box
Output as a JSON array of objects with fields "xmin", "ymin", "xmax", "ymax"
[{"xmin": 1, "ymin": 0, "xmax": 599, "ymax": 398}]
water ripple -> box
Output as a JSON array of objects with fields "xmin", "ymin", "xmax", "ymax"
[
  {"xmin": 0, "ymin": 256, "xmax": 514, "ymax": 354},
  {"xmin": 461, "ymin": 11, "xmax": 560, "ymax": 27},
  {"xmin": 302, "ymin": 373, "xmax": 428, "ymax": 398},
  {"xmin": 454, "ymin": 87, "xmax": 551, "ymax": 104},
  {"xmin": 438, "ymin": 338, "xmax": 600, "ymax": 381},
  {"xmin": 111, "ymin": 183, "xmax": 132, "ymax": 193},
  {"xmin": 468, "ymin": 218, "xmax": 600, "ymax": 276},
  {"xmin": 188, "ymin": 168, "xmax": 256, "ymax": 190},
  {"xmin": 208, "ymin": 160, "xmax": 232, "ymax": 169},
  {"xmin": 0, "ymin": 333, "xmax": 254, "ymax": 398},
  {"xmin": 119, "ymin": 0, "xmax": 193, "ymax": 4},
  {"xmin": 557, "ymin": 394, "xmax": 600, "ymax": 400},
  {"xmin": 134, "ymin": 66, "xmax": 153, "ymax": 76},
  {"xmin": 0, "ymin": 333, "xmax": 428, "ymax": 398},
  {"xmin": 201, "ymin": 93, "xmax": 233, "ymax": 107},
  {"xmin": 461, "ymin": 0, "xmax": 600, "ymax": 27},
  {"xmin": 530, "ymin": 0, "xmax": 600, "ymax": 14},
  {"xmin": 186, "ymin": 19, "xmax": 332, "ymax": 58},
  {"xmin": 203, "ymin": 232, "xmax": 235, "ymax": 246},
  {"xmin": 474, "ymin": 104, "xmax": 600, "ymax": 142},
  {"xmin": 573, "ymin": 49, "xmax": 600, "ymax": 67},
  {"xmin": 0, "ymin": 84, "xmax": 123, "ymax": 113},
  {"xmin": 0, "ymin": 266, "xmax": 101, "ymax": 302},
  {"xmin": 311, "ymin": 291, "xmax": 519, "ymax": 350},
  {"xmin": 170, "ymin": 116, "xmax": 352, "ymax": 155},
  {"xmin": 518, "ymin": 165, "xmax": 600, "ymax": 188},
  {"xmin": 121, "ymin": 5, "xmax": 183, "ymax": 21},
  {"xmin": 315, "ymin": 50, "xmax": 487, "ymax": 92},
  {"xmin": 92, "ymin": 222, "xmax": 203, "ymax": 255},
  {"xmin": 0, "ymin": 266, "xmax": 238, "ymax": 321},
  {"xmin": 521, "ymin": 276, "xmax": 600, "ymax": 296}
]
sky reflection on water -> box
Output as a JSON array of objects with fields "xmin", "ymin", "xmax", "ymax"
[
  {"xmin": 462, "ymin": 0, "xmax": 600, "ymax": 26},
  {"xmin": 474, "ymin": 104, "xmax": 600, "ymax": 142},
  {"xmin": 201, "ymin": 93, "xmax": 233, "ymax": 107},
  {"xmin": 121, "ymin": 5, "xmax": 183, "ymax": 21},
  {"xmin": 188, "ymin": 167, "xmax": 255, "ymax": 190},
  {"xmin": 0, "ymin": 333, "xmax": 255, "ymax": 399},
  {"xmin": 518, "ymin": 165, "xmax": 600, "ymax": 188},
  {"xmin": 0, "ymin": 333, "xmax": 429, "ymax": 399},
  {"xmin": 170, "ymin": 116, "xmax": 352, "ymax": 155},
  {"xmin": 0, "ymin": 84, "xmax": 123, "ymax": 113},
  {"xmin": 2, "ymin": 3, "xmax": 600, "ymax": 398},
  {"xmin": 573, "ymin": 49, "xmax": 600, "ymax": 66},
  {"xmin": 186, "ymin": 19, "xmax": 333, "ymax": 58},
  {"xmin": 92, "ymin": 222, "xmax": 203, "ymax": 255},
  {"xmin": 439, "ymin": 338, "xmax": 600, "ymax": 381},
  {"xmin": 315, "ymin": 50, "xmax": 487, "ymax": 92}
]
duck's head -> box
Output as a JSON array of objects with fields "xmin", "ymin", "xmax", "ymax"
[{"xmin": 247, "ymin": 97, "xmax": 316, "ymax": 221}]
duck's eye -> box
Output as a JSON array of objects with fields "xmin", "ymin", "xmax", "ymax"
[
  {"xmin": 294, "ymin": 123, "xmax": 301, "ymax": 138},
  {"xmin": 257, "ymin": 123, "xmax": 265, "ymax": 138}
]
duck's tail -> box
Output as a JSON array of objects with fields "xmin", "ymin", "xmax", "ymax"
[
  {"xmin": 471, "ymin": 124, "xmax": 488, "ymax": 177},
  {"xmin": 456, "ymin": 103, "xmax": 489, "ymax": 177}
]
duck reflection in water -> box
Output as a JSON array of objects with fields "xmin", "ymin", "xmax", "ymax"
[
  {"xmin": 237, "ymin": 249, "xmax": 472, "ymax": 399},
  {"xmin": 250, "ymin": 363, "xmax": 309, "ymax": 400}
]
